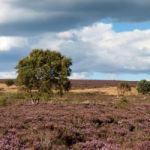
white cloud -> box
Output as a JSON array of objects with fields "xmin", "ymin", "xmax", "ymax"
[
  {"xmin": 0, "ymin": 36, "xmax": 27, "ymax": 51},
  {"xmin": 70, "ymin": 72, "xmax": 90, "ymax": 79},
  {"xmin": 34, "ymin": 22, "xmax": 150, "ymax": 74},
  {"xmin": 0, "ymin": 71, "xmax": 16, "ymax": 79}
]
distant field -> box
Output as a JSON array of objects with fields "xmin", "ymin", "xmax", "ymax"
[
  {"xmin": 70, "ymin": 80, "xmax": 137, "ymax": 89},
  {"xmin": 0, "ymin": 79, "xmax": 137, "ymax": 87},
  {"xmin": 0, "ymin": 83, "xmax": 17, "ymax": 93},
  {"xmin": 0, "ymin": 82, "xmax": 138, "ymax": 96},
  {"xmin": 71, "ymin": 87, "xmax": 138, "ymax": 96}
]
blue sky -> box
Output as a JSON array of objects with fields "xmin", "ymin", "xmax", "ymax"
[
  {"xmin": 104, "ymin": 20, "xmax": 150, "ymax": 32},
  {"xmin": 1, "ymin": 0, "xmax": 150, "ymax": 80},
  {"xmin": 115, "ymin": 22, "xmax": 150, "ymax": 32}
]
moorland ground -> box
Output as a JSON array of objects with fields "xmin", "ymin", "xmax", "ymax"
[{"xmin": 0, "ymin": 80, "xmax": 149, "ymax": 150}]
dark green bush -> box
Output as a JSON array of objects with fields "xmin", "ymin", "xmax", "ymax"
[
  {"xmin": 137, "ymin": 80, "xmax": 150, "ymax": 95},
  {"xmin": 5, "ymin": 79, "xmax": 15, "ymax": 87}
]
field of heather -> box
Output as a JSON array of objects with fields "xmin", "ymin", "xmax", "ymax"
[{"xmin": 0, "ymin": 93, "xmax": 149, "ymax": 149}]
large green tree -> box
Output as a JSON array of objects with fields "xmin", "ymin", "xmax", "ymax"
[{"xmin": 16, "ymin": 49, "xmax": 72, "ymax": 103}]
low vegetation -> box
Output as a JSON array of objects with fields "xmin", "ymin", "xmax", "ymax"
[
  {"xmin": 5, "ymin": 79, "xmax": 15, "ymax": 87},
  {"xmin": 0, "ymin": 100, "xmax": 149, "ymax": 149},
  {"xmin": 0, "ymin": 80, "xmax": 150, "ymax": 149}
]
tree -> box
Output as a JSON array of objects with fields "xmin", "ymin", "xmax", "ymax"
[
  {"xmin": 16, "ymin": 49, "xmax": 72, "ymax": 104},
  {"xmin": 117, "ymin": 82, "xmax": 131, "ymax": 96},
  {"xmin": 137, "ymin": 80, "xmax": 150, "ymax": 95}
]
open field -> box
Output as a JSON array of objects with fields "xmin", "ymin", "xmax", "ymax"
[
  {"xmin": 71, "ymin": 87, "xmax": 138, "ymax": 96},
  {"xmin": 0, "ymin": 79, "xmax": 137, "ymax": 88},
  {"xmin": 70, "ymin": 80, "xmax": 137, "ymax": 89},
  {"xmin": 0, "ymin": 83, "xmax": 17, "ymax": 93},
  {"xmin": 0, "ymin": 96, "xmax": 149, "ymax": 150},
  {"xmin": 0, "ymin": 80, "xmax": 149, "ymax": 150},
  {"xmin": 0, "ymin": 79, "xmax": 138, "ymax": 96}
]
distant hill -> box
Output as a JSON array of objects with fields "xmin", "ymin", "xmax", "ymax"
[
  {"xmin": 0, "ymin": 79, "xmax": 137, "ymax": 89},
  {"xmin": 70, "ymin": 80, "xmax": 137, "ymax": 89}
]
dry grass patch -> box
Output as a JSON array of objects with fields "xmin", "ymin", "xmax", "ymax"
[
  {"xmin": 0, "ymin": 82, "xmax": 138, "ymax": 96},
  {"xmin": 71, "ymin": 86, "xmax": 138, "ymax": 96},
  {"xmin": 0, "ymin": 83, "xmax": 17, "ymax": 93}
]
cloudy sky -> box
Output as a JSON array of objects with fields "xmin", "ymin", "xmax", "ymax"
[{"xmin": 1, "ymin": 0, "xmax": 150, "ymax": 80}]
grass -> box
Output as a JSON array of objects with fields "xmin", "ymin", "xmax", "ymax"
[
  {"xmin": 0, "ymin": 83, "xmax": 138, "ymax": 95},
  {"xmin": 0, "ymin": 92, "xmax": 27, "ymax": 106},
  {"xmin": 0, "ymin": 83, "xmax": 17, "ymax": 93},
  {"xmin": 0, "ymin": 89, "xmax": 149, "ymax": 106},
  {"xmin": 71, "ymin": 87, "xmax": 138, "ymax": 96},
  {"xmin": 115, "ymin": 96, "xmax": 129, "ymax": 108}
]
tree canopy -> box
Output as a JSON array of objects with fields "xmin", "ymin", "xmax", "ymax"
[{"xmin": 16, "ymin": 49, "xmax": 72, "ymax": 103}]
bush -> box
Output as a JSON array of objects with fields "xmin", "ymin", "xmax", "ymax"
[
  {"xmin": 117, "ymin": 82, "xmax": 131, "ymax": 96},
  {"xmin": 0, "ymin": 92, "xmax": 27, "ymax": 106},
  {"xmin": 115, "ymin": 96, "xmax": 129, "ymax": 108},
  {"xmin": 137, "ymin": 80, "xmax": 150, "ymax": 95},
  {"xmin": 0, "ymin": 96, "xmax": 8, "ymax": 106},
  {"xmin": 5, "ymin": 79, "xmax": 15, "ymax": 87}
]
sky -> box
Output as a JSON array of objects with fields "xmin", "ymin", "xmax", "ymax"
[{"xmin": 1, "ymin": 0, "xmax": 150, "ymax": 80}]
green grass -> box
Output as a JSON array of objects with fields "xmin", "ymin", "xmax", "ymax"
[{"xmin": 0, "ymin": 92, "xmax": 27, "ymax": 106}]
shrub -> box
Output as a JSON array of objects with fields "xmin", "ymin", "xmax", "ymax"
[
  {"xmin": 137, "ymin": 80, "xmax": 150, "ymax": 95},
  {"xmin": 56, "ymin": 129, "xmax": 84, "ymax": 146},
  {"xmin": 117, "ymin": 82, "xmax": 131, "ymax": 96},
  {"xmin": 5, "ymin": 79, "xmax": 15, "ymax": 87},
  {"xmin": 115, "ymin": 96, "xmax": 129, "ymax": 108},
  {"xmin": 0, "ymin": 92, "xmax": 27, "ymax": 106},
  {"xmin": 10, "ymin": 92, "xmax": 26, "ymax": 100},
  {"xmin": 0, "ymin": 96, "xmax": 8, "ymax": 106}
]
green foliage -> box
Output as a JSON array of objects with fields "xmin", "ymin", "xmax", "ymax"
[
  {"xmin": 0, "ymin": 92, "xmax": 27, "ymax": 106},
  {"xmin": 117, "ymin": 82, "xmax": 131, "ymax": 96},
  {"xmin": 16, "ymin": 49, "xmax": 72, "ymax": 103},
  {"xmin": 116, "ymin": 96, "xmax": 129, "ymax": 108},
  {"xmin": 5, "ymin": 79, "xmax": 15, "ymax": 87},
  {"xmin": 0, "ymin": 96, "xmax": 8, "ymax": 106},
  {"xmin": 137, "ymin": 80, "xmax": 150, "ymax": 95}
]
